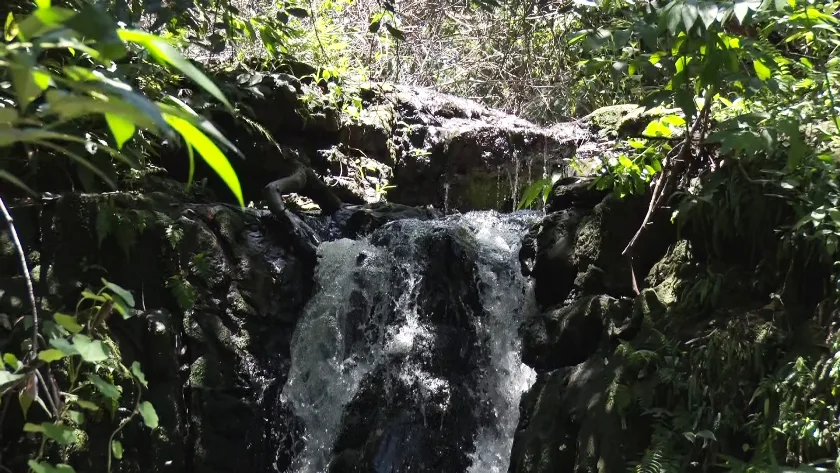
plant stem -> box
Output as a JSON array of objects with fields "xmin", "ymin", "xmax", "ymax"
[{"xmin": 0, "ymin": 196, "xmax": 40, "ymax": 360}]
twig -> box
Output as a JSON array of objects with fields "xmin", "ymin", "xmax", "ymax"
[
  {"xmin": 0, "ymin": 196, "xmax": 40, "ymax": 360},
  {"xmin": 621, "ymin": 95, "xmax": 713, "ymax": 257},
  {"xmin": 33, "ymin": 368, "xmax": 59, "ymax": 418}
]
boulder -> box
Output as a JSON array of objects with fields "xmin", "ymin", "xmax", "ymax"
[{"xmin": 520, "ymin": 295, "xmax": 632, "ymax": 371}]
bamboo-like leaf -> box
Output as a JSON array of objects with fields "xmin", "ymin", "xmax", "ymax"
[
  {"xmin": 105, "ymin": 114, "xmax": 135, "ymax": 149},
  {"xmin": 163, "ymin": 113, "xmax": 243, "ymax": 206},
  {"xmin": 0, "ymin": 170, "xmax": 38, "ymax": 197},
  {"xmin": 33, "ymin": 140, "xmax": 117, "ymax": 189},
  {"xmin": 118, "ymin": 29, "xmax": 232, "ymax": 111}
]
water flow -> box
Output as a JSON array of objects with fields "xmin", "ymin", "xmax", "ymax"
[{"xmin": 282, "ymin": 211, "xmax": 538, "ymax": 473}]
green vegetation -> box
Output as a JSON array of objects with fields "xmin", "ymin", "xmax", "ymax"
[{"xmin": 1, "ymin": 0, "xmax": 839, "ymax": 471}]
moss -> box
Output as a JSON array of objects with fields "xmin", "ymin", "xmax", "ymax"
[
  {"xmin": 583, "ymin": 104, "xmax": 683, "ymax": 138},
  {"xmin": 583, "ymin": 104, "xmax": 643, "ymax": 132},
  {"xmin": 188, "ymin": 355, "xmax": 209, "ymax": 388},
  {"xmin": 464, "ymin": 172, "xmax": 510, "ymax": 210}
]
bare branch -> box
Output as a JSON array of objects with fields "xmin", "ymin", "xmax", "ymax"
[{"xmin": 0, "ymin": 196, "xmax": 40, "ymax": 361}]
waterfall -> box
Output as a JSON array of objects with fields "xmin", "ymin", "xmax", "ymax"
[{"xmin": 281, "ymin": 211, "xmax": 538, "ymax": 473}]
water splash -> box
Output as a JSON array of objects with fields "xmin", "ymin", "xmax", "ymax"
[{"xmin": 282, "ymin": 211, "xmax": 539, "ymax": 473}]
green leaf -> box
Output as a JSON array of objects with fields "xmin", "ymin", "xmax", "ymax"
[
  {"xmin": 16, "ymin": 7, "xmax": 75, "ymax": 40},
  {"xmin": 0, "ymin": 370, "xmax": 24, "ymax": 387},
  {"xmin": 89, "ymin": 374, "xmax": 120, "ymax": 400},
  {"xmin": 0, "ymin": 170, "xmax": 38, "ymax": 197},
  {"xmin": 163, "ymin": 114, "xmax": 243, "ymax": 206},
  {"xmin": 54, "ymin": 313, "xmax": 83, "ymax": 333},
  {"xmin": 65, "ymin": 410, "xmax": 85, "ymax": 425},
  {"xmin": 698, "ymin": 2, "xmax": 719, "ymax": 27},
  {"xmin": 73, "ymin": 399, "xmax": 100, "ymax": 411},
  {"xmin": 517, "ymin": 179, "xmax": 548, "ymax": 210},
  {"xmin": 111, "ymin": 440, "xmax": 123, "ymax": 460},
  {"xmin": 681, "ymin": 1, "xmax": 699, "ymax": 30},
  {"xmin": 46, "ymin": 88, "xmax": 163, "ymax": 133},
  {"xmin": 102, "ymin": 279, "xmax": 135, "ymax": 308},
  {"xmin": 12, "ymin": 67, "xmax": 44, "ymax": 110},
  {"xmin": 138, "ymin": 401, "xmax": 159, "ymax": 429},
  {"xmin": 72, "ymin": 334, "xmax": 109, "ymax": 362},
  {"xmin": 753, "ymin": 59, "xmax": 771, "ymax": 80},
  {"xmin": 642, "ymin": 120, "xmax": 672, "ymax": 137},
  {"xmin": 41, "ymin": 422, "xmax": 75, "ymax": 445},
  {"xmin": 50, "ymin": 337, "xmax": 78, "ymax": 356},
  {"xmin": 64, "ymin": 3, "xmax": 126, "ymax": 60},
  {"xmin": 28, "ymin": 460, "xmax": 76, "ymax": 473},
  {"xmin": 131, "ymin": 361, "xmax": 148, "ymax": 388},
  {"xmin": 38, "ymin": 349, "xmax": 66, "ymax": 363},
  {"xmin": 3, "ymin": 353, "xmax": 20, "ymax": 370},
  {"xmin": 24, "ymin": 422, "xmax": 45, "ymax": 432},
  {"xmin": 117, "ymin": 30, "xmax": 232, "ymax": 111},
  {"xmin": 105, "ymin": 114, "xmax": 135, "ymax": 150},
  {"xmin": 5, "ymin": 13, "xmax": 17, "ymax": 41}
]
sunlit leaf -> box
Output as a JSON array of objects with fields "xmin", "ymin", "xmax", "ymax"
[
  {"xmin": 138, "ymin": 401, "xmax": 159, "ymax": 429},
  {"xmin": 163, "ymin": 113, "xmax": 243, "ymax": 206},
  {"xmin": 0, "ymin": 370, "xmax": 24, "ymax": 387},
  {"xmin": 111, "ymin": 440, "xmax": 123, "ymax": 460},
  {"xmin": 118, "ymin": 29, "xmax": 232, "ymax": 111},
  {"xmin": 16, "ymin": 7, "xmax": 75, "ymax": 40},
  {"xmin": 131, "ymin": 361, "xmax": 148, "ymax": 388},
  {"xmin": 37, "ymin": 349, "xmax": 65, "ymax": 362},
  {"xmin": 4, "ymin": 13, "xmax": 17, "ymax": 41},
  {"xmin": 72, "ymin": 334, "xmax": 109, "ymax": 362},
  {"xmin": 753, "ymin": 59, "xmax": 771, "ymax": 80},
  {"xmin": 105, "ymin": 114, "xmax": 136, "ymax": 150},
  {"xmin": 54, "ymin": 313, "xmax": 83, "ymax": 334}
]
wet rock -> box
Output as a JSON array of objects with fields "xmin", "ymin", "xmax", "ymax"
[
  {"xmin": 570, "ymin": 194, "xmax": 673, "ymax": 298},
  {"xmin": 0, "ymin": 191, "xmax": 318, "ymax": 473},
  {"xmin": 519, "ymin": 209, "xmax": 585, "ymax": 307},
  {"xmin": 508, "ymin": 352, "xmax": 630, "ymax": 473},
  {"xmin": 546, "ymin": 177, "xmax": 608, "ymax": 213},
  {"xmin": 332, "ymin": 202, "xmax": 441, "ymax": 238},
  {"xmin": 520, "ymin": 295, "xmax": 631, "ymax": 371}
]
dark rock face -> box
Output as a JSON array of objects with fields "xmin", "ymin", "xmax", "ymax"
[
  {"xmin": 510, "ymin": 178, "xmax": 677, "ymax": 473},
  {"xmin": 189, "ymin": 78, "xmax": 589, "ymax": 213},
  {"xmin": 330, "ymin": 202, "xmax": 442, "ymax": 239},
  {"xmin": 520, "ymin": 295, "xmax": 631, "ymax": 370},
  {"xmin": 0, "ymin": 193, "xmax": 317, "ymax": 473}
]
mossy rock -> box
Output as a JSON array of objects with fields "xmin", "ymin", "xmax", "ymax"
[{"xmin": 583, "ymin": 104, "xmax": 683, "ymax": 138}]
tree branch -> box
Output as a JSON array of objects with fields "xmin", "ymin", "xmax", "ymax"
[{"xmin": 0, "ymin": 196, "xmax": 40, "ymax": 361}]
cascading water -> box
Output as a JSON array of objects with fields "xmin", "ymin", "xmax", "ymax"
[{"xmin": 281, "ymin": 211, "xmax": 539, "ymax": 473}]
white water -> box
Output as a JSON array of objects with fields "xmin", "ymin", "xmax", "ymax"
[{"xmin": 281, "ymin": 211, "xmax": 538, "ymax": 473}]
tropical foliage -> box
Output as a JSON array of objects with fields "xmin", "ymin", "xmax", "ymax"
[{"xmin": 1, "ymin": 0, "xmax": 840, "ymax": 471}]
